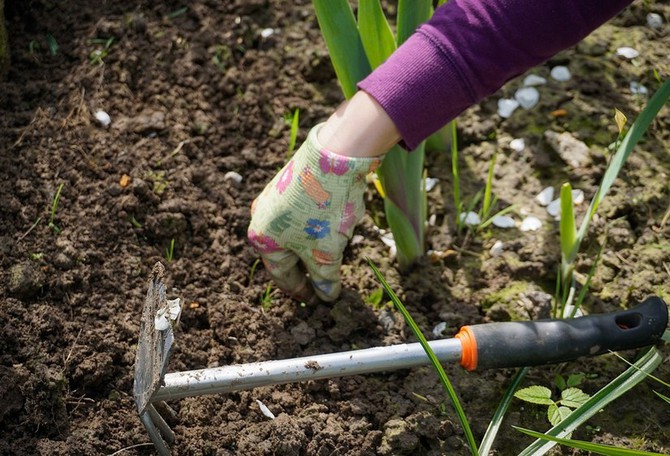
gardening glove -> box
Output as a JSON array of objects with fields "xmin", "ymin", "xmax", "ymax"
[{"xmin": 248, "ymin": 124, "xmax": 382, "ymax": 302}]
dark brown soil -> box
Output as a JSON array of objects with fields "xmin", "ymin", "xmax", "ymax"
[{"xmin": 1, "ymin": 1, "xmax": 669, "ymax": 455}]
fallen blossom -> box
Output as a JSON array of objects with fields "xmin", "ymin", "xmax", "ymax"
[
  {"xmin": 224, "ymin": 171, "xmax": 243, "ymax": 184},
  {"xmin": 523, "ymin": 74, "xmax": 547, "ymax": 86},
  {"xmin": 490, "ymin": 240, "xmax": 504, "ymax": 257},
  {"xmin": 497, "ymin": 98, "xmax": 519, "ymax": 118},
  {"xmin": 509, "ymin": 138, "xmax": 525, "ymax": 152},
  {"xmin": 256, "ymin": 400, "xmax": 275, "ymax": 420},
  {"xmin": 94, "ymin": 110, "xmax": 111, "ymax": 127},
  {"xmin": 491, "ymin": 215, "xmax": 515, "ymax": 228},
  {"xmin": 550, "ymin": 66, "xmax": 571, "ymax": 82},
  {"xmin": 647, "ymin": 13, "xmax": 663, "ymax": 30},
  {"xmin": 546, "ymin": 198, "xmax": 561, "ymax": 218},
  {"xmin": 425, "ymin": 177, "xmax": 439, "ymax": 192},
  {"xmin": 460, "ymin": 211, "xmax": 481, "ymax": 226},
  {"xmin": 536, "ymin": 187, "xmax": 554, "ymax": 206},
  {"xmin": 519, "ymin": 216, "xmax": 542, "ymax": 232},
  {"xmin": 515, "ymin": 87, "xmax": 540, "ymax": 109},
  {"xmin": 616, "ymin": 47, "xmax": 639, "ymax": 59}
]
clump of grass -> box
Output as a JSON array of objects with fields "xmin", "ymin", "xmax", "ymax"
[
  {"xmin": 164, "ymin": 238, "xmax": 175, "ymax": 262},
  {"xmin": 48, "ymin": 183, "xmax": 64, "ymax": 234}
]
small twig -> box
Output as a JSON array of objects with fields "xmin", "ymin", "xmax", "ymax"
[
  {"xmin": 108, "ymin": 443, "xmax": 155, "ymax": 456},
  {"xmin": 63, "ymin": 327, "xmax": 83, "ymax": 368},
  {"xmin": 158, "ymin": 139, "xmax": 190, "ymax": 165},
  {"xmin": 17, "ymin": 216, "xmax": 42, "ymax": 241}
]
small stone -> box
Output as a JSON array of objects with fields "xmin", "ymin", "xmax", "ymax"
[
  {"xmin": 94, "ymin": 110, "xmax": 111, "ymax": 127},
  {"xmin": 536, "ymin": 187, "xmax": 554, "ymax": 206},
  {"xmin": 490, "ymin": 240, "xmax": 504, "ymax": 257},
  {"xmin": 460, "ymin": 211, "xmax": 480, "ymax": 226},
  {"xmin": 509, "ymin": 138, "xmax": 525, "ymax": 152},
  {"xmin": 260, "ymin": 28, "xmax": 274, "ymax": 38},
  {"xmin": 497, "ymin": 98, "xmax": 519, "ymax": 118},
  {"xmin": 223, "ymin": 171, "xmax": 243, "ymax": 185},
  {"xmin": 647, "ymin": 13, "xmax": 663, "ymax": 30},
  {"xmin": 523, "ymin": 74, "xmax": 547, "ymax": 86},
  {"xmin": 519, "ymin": 216, "xmax": 542, "ymax": 232},
  {"xmin": 550, "ymin": 66, "xmax": 571, "ymax": 82},
  {"xmin": 616, "ymin": 47, "xmax": 639, "ymax": 59},
  {"xmin": 515, "ymin": 87, "xmax": 540, "ymax": 109},
  {"xmin": 544, "ymin": 130, "xmax": 591, "ymax": 168},
  {"xmin": 491, "ymin": 215, "xmax": 515, "ymax": 228}
]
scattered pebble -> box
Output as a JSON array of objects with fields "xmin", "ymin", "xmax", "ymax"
[
  {"xmin": 550, "ymin": 66, "xmax": 571, "ymax": 82},
  {"xmin": 509, "ymin": 138, "xmax": 525, "ymax": 152},
  {"xmin": 256, "ymin": 400, "xmax": 275, "ymax": 420},
  {"xmin": 224, "ymin": 171, "xmax": 243, "ymax": 184},
  {"xmin": 460, "ymin": 211, "xmax": 481, "ymax": 226},
  {"xmin": 546, "ymin": 198, "xmax": 561, "ymax": 218},
  {"xmin": 425, "ymin": 177, "xmax": 439, "ymax": 192},
  {"xmin": 497, "ymin": 98, "xmax": 520, "ymax": 118},
  {"xmin": 647, "ymin": 13, "xmax": 663, "ymax": 30},
  {"xmin": 94, "ymin": 110, "xmax": 111, "ymax": 127},
  {"xmin": 432, "ymin": 322, "xmax": 447, "ymax": 337},
  {"xmin": 515, "ymin": 87, "xmax": 540, "ymax": 109},
  {"xmin": 260, "ymin": 28, "xmax": 275, "ymax": 38},
  {"xmin": 490, "ymin": 240, "xmax": 504, "ymax": 257},
  {"xmin": 536, "ymin": 187, "xmax": 554, "ymax": 206},
  {"xmin": 491, "ymin": 215, "xmax": 515, "ymax": 228},
  {"xmin": 616, "ymin": 47, "xmax": 639, "ymax": 59},
  {"xmin": 630, "ymin": 81, "xmax": 648, "ymax": 95},
  {"xmin": 519, "ymin": 216, "xmax": 542, "ymax": 232},
  {"xmin": 523, "ymin": 74, "xmax": 547, "ymax": 86}
]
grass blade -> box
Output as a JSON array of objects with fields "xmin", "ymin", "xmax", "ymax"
[
  {"xmin": 518, "ymin": 347, "xmax": 663, "ymax": 456},
  {"xmin": 481, "ymin": 154, "xmax": 497, "ymax": 219},
  {"xmin": 358, "ymin": 0, "xmax": 396, "ymax": 69},
  {"xmin": 312, "ymin": 0, "xmax": 371, "ymax": 98},
  {"xmin": 367, "ymin": 259, "xmax": 478, "ymax": 455},
  {"xmin": 515, "ymin": 427, "xmax": 666, "ymax": 455}
]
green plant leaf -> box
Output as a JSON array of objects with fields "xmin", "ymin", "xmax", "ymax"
[
  {"xmin": 554, "ymin": 374, "xmax": 567, "ymax": 391},
  {"xmin": 312, "ymin": 0, "xmax": 371, "ymax": 98},
  {"xmin": 358, "ymin": 0, "xmax": 396, "ymax": 69},
  {"xmin": 367, "ymin": 259, "xmax": 478, "ymax": 455},
  {"xmin": 654, "ymin": 391, "xmax": 670, "ymax": 405},
  {"xmin": 560, "ymin": 387, "xmax": 590, "ymax": 408},
  {"xmin": 514, "ymin": 385, "xmax": 554, "ymax": 405},
  {"xmin": 567, "ymin": 373, "xmax": 585, "ymax": 388},
  {"xmin": 559, "ymin": 182, "xmax": 576, "ymax": 265},
  {"xmin": 515, "ymin": 426, "xmax": 667, "ymax": 455},
  {"xmin": 396, "ymin": 0, "xmax": 432, "ymax": 46},
  {"xmin": 547, "ymin": 404, "xmax": 572, "ymax": 427}
]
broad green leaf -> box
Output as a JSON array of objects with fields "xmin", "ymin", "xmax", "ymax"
[
  {"xmin": 548, "ymin": 404, "xmax": 572, "ymax": 427},
  {"xmin": 560, "ymin": 387, "xmax": 590, "ymax": 408},
  {"xmin": 368, "ymin": 260, "xmax": 479, "ymax": 455},
  {"xmin": 396, "ymin": 0, "xmax": 432, "ymax": 46},
  {"xmin": 515, "ymin": 426, "xmax": 667, "ymax": 455},
  {"xmin": 554, "ymin": 374, "xmax": 567, "ymax": 391},
  {"xmin": 567, "ymin": 373, "xmax": 585, "ymax": 388},
  {"xmin": 358, "ymin": 0, "xmax": 396, "ymax": 69},
  {"xmin": 518, "ymin": 347, "xmax": 662, "ymax": 456},
  {"xmin": 312, "ymin": 0, "xmax": 371, "ymax": 98},
  {"xmin": 514, "ymin": 385, "xmax": 554, "ymax": 405}
]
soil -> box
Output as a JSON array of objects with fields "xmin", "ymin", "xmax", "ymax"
[{"xmin": 1, "ymin": 1, "xmax": 669, "ymax": 455}]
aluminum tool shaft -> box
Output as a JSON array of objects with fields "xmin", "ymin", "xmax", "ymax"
[{"xmin": 153, "ymin": 338, "xmax": 462, "ymax": 402}]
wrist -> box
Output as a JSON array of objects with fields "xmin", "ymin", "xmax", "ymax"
[{"xmin": 317, "ymin": 91, "xmax": 401, "ymax": 158}]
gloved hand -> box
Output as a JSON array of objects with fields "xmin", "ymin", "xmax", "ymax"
[{"xmin": 248, "ymin": 124, "xmax": 382, "ymax": 302}]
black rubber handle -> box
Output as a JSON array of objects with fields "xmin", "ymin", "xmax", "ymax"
[{"xmin": 461, "ymin": 296, "xmax": 668, "ymax": 370}]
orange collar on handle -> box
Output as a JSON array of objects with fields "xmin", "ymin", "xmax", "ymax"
[{"xmin": 455, "ymin": 326, "xmax": 478, "ymax": 371}]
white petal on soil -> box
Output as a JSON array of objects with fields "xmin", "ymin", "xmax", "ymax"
[
  {"xmin": 514, "ymin": 87, "xmax": 540, "ymax": 109},
  {"xmin": 647, "ymin": 13, "xmax": 663, "ymax": 30},
  {"xmin": 536, "ymin": 187, "xmax": 554, "ymax": 206},
  {"xmin": 427, "ymin": 213, "xmax": 437, "ymax": 227},
  {"xmin": 497, "ymin": 98, "xmax": 519, "ymax": 118},
  {"xmin": 509, "ymin": 138, "xmax": 525, "ymax": 152},
  {"xmin": 546, "ymin": 198, "xmax": 561, "ymax": 218},
  {"xmin": 519, "ymin": 216, "xmax": 542, "ymax": 232},
  {"xmin": 616, "ymin": 47, "xmax": 639, "ymax": 59},
  {"xmin": 630, "ymin": 81, "xmax": 648, "ymax": 95},
  {"xmin": 260, "ymin": 28, "xmax": 275, "ymax": 38},
  {"xmin": 256, "ymin": 400, "xmax": 275, "ymax": 420},
  {"xmin": 380, "ymin": 232, "xmax": 397, "ymax": 258},
  {"xmin": 490, "ymin": 240, "xmax": 504, "ymax": 257},
  {"xmin": 491, "ymin": 215, "xmax": 516, "ymax": 228},
  {"xmin": 432, "ymin": 322, "xmax": 447, "ymax": 337},
  {"xmin": 351, "ymin": 234, "xmax": 364, "ymax": 245},
  {"xmin": 460, "ymin": 211, "xmax": 481, "ymax": 226},
  {"xmin": 571, "ymin": 189, "xmax": 585, "ymax": 205},
  {"xmin": 550, "ymin": 66, "xmax": 571, "ymax": 82},
  {"xmin": 224, "ymin": 171, "xmax": 243, "ymax": 184},
  {"xmin": 523, "ymin": 74, "xmax": 547, "ymax": 86},
  {"xmin": 94, "ymin": 110, "xmax": 111, "ymax": 127},
  {"xmin": 425, "ymin": 177, "xmax": 439, "ymax": 192}
]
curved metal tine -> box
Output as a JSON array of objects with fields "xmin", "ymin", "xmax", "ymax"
[
  {"xmin": 139, "ymin": 409, "xmax": 171, "ymax": 456},
  {"xmin": 147, "ymin": 403, "xmax": 176, "ymax": 444}
]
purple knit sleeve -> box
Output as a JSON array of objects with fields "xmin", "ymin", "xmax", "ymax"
[{"xmin": 358, "ymin": 0, "xmax": 632, "ymax": 150}]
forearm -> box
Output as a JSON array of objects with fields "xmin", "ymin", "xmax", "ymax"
[{"xmin": 359, "ymin": 0, "xmax": 633, "ymax": 149}]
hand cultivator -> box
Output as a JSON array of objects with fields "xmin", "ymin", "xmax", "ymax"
[{"xmin": 134, "ymin": 263, "xmax": 668, "ymax": 455}]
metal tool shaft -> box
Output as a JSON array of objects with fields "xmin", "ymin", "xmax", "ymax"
[{"xmin": 153, "ymin": 338, "xmax": 462, "ymax": 402}]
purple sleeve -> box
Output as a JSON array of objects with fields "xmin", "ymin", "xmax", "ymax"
[{"xmin": 358, "ymin": 0, "xmax": 632, "ymax": 150}]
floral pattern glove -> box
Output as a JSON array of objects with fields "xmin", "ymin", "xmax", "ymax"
[{"xmin": 248, "ymin": 124, "xmax": 382, "ymax": 302}]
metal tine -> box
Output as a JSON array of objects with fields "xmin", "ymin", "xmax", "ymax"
[
  {"xmin": 155, "ymin": 401, "xmax": 178, "ymax": 421},
  {"xmin": 147, "ymin": 403, "xmax": 176, "ymax": 444},
  {"xmin": 139, "ymin": 409, "xmax": 171, "ymax": 456}
]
